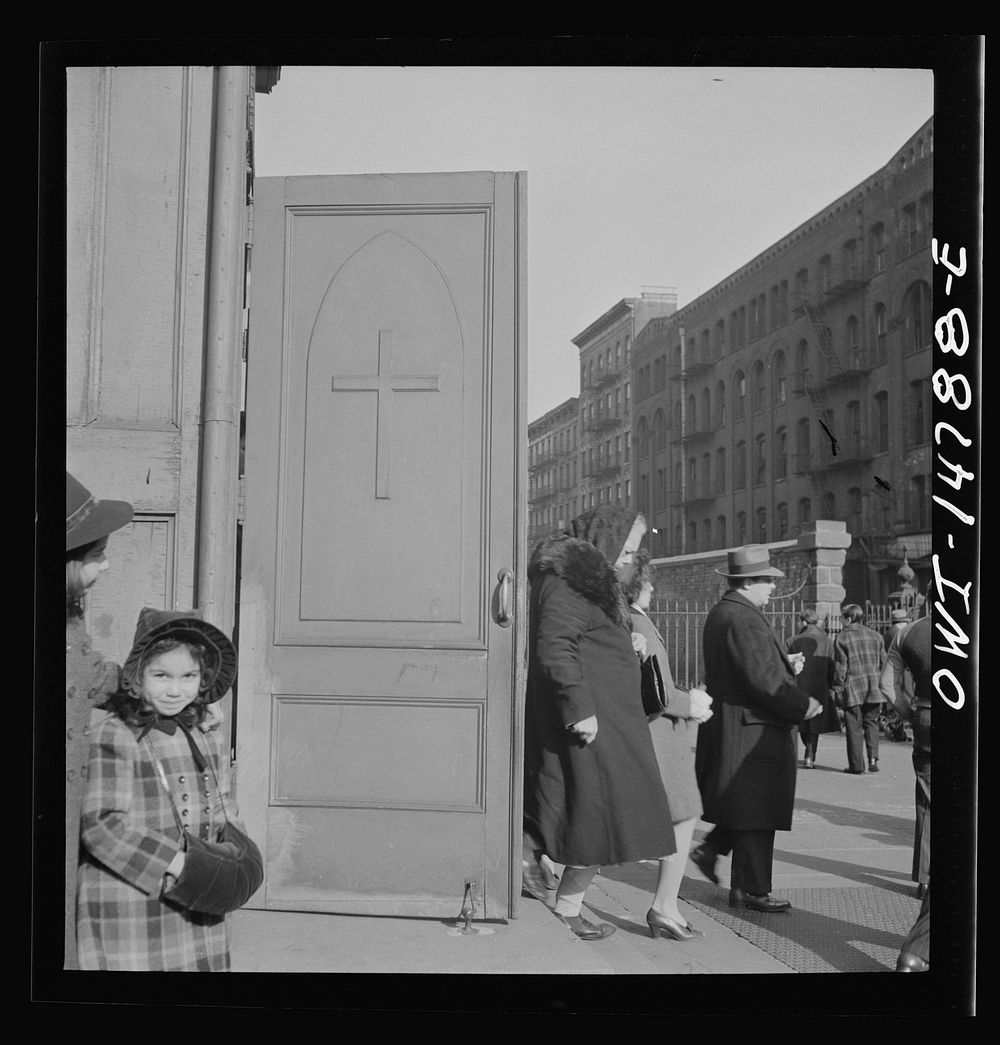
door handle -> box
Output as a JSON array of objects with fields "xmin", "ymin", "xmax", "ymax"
[{"xmin": 496, "ymin": 568, "xmax": 514, "ymax": 628}]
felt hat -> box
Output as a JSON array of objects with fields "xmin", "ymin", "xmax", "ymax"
[
  {"xmin": 715, "ymin": 544, "xmax": 785, "ymax": 578},
  {"xmin": 66, "ymin": 472, "xmax": 133, "ymax": 552},
  {"xmin": 122, "ymin": 607, "xmax": 237, "ymax": 704},
  {"xmin": 891, "ymin": 609, "xmax": 910, "ymax": 622}
]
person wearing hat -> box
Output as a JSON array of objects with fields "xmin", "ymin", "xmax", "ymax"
[
  {"xmin": 832, "ymin": 604, "xmax": 888, "ymax": 774},
  {"xmin": 691, "ymin": 546, "xmax": 822, "ymax": 913},
  {"xmin": 65, "ymin": 471, "xmax": 133, "ymax": 969},
  {"xmin": 879, "ymin": 609, "xmax": 914, "ymax": 743},
  {"xmin": 784, "ymin": 609, "xmax": 840, "ymax": 769},
  {"xmin": 77, "ymin": 608, "xmax": 258, "ymax": 970}
]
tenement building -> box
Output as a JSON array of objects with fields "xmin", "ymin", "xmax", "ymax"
[
  {"xmin": 528, "ymin": 396, "xmax": 580, "ymax": 546},
  {"xmin": 631, "ymin": 117, "xmax": 933, "ymax": 604}
]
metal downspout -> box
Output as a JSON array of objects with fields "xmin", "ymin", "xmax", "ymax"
[{"xmin": 196, "ymin": 66, "xmax": 247, "ymax": 636}]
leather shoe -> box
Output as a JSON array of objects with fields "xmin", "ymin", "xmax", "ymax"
[
  {"xmin": 895, "ymin": 951, "xmax": 929, "ymax": 972},
  {"xmin": 916, "ymin": 883, "xmax": 928, "ymax": 901},
  {"xmin": 803, "ymin": 757, "xmax": 814, "ymax": 769},
  {"xmin": 868, "ymin": 760, "xmax": 880, "ymax": 773},
  {"xmin": 729, "ymin": 888, "xmax": 791, "ymax": 912},
  {"xmin": 690, "ymin": 845, "xmax": 719, "ymax": 885},
  {"xmin": 646, "ymin": 908, "xmax": 705, "ymax": 942},
  {"xmin": 555, "ymin": 913, "xmax": 616, "ymax": 940},
  {"xmin": 843, "ymin": 767, "xmax": 865, "ymax": 775}
]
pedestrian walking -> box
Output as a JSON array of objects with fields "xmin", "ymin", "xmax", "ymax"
[
  {"xmin": 522, "ymin": 506, "xmax": 676, "ymax": 940},
  {"xmin": 880, "ymin": 602, "xmax": 933, "ymax": 972},
  {"xmin": 832, "ymin": 604, "xmax": 888, "ymax": 774},
  {"xmin": 784, "ymin": 610, "xmax": 840, "ymax": 769},
  {"xmin": 691, "ymin": 545, "xmax": 821, "ymax": 913},
  {"xmin": 77, "ymin": 608, "xmax": 260, "ymax": 970},
  {"xmin": 623, "ymin": 550, "xmax": 714, "ymax": 942},
  {"xmin": 882, "ymin": 605, "xmax": 932, "ymax": 906},
  {"xmin": 64, "ymin": 471, "xmax": 133, "ymax": 969}
]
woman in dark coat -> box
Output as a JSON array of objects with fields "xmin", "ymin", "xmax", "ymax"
[
  {"xmin": 523, "ymin": 507, "xmax": 676, "ymax": 940},
  {"xmin": 784, "ymin": 610, "xmax": 840, "ymax": 769}
]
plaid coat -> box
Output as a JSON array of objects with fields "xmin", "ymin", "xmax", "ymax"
[
  {"xmin": 831, "ymin": 623, "xmax": 887, "ymax": 708},
  {"xmin": 77, "ymin": 710, "xmax": 242, "ymax": 971}
]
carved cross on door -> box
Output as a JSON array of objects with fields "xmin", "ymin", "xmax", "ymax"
[{"xmin": 331, "ymin": 329, "xmax": 440, "ymax": 499}]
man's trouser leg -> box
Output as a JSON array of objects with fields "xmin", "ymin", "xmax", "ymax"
[
  {"xmin": 730, "ymin": 829, "xmax": 776, "ymax": 895},
  {"xmin": 862, "ymin": 701, "xmax": 881, "ymax": 763},
  {"xmin": 843, "ymin": 704, "xmax": 865, "ymax": 770}
]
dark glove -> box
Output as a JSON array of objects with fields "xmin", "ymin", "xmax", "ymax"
[{"xmin": 162, "ymin": 821, "xmax": 263, "ymax": 915}]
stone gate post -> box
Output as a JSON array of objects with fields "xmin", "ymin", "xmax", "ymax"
[{"xmin": 795, "ymin": 519, "xmax": 851, "ymax": 628}]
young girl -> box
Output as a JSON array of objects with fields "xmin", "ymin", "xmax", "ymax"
[
  {"xmin": 65, "ymin": 471, "xmax": 133, "ymax": 969},
  {"xmin": 77, "ymin": 607, "xmax": 248, "ymax": 971}
]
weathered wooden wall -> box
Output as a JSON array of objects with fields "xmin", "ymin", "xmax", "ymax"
[{"xmin": 65, "ymin": 66, "xmax": 236, "ymax": 667}]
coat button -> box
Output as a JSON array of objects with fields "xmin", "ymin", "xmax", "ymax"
[
  {"xmin": 178, "ymin": 776, "xmax": 186, "ymax": 784},
  {"xmin": 66, "ymin": 769, "xmax": 75, "ymax": 781},
  {"xmin": 66, "ymin": 727, "xmax": 74, "ymax": 740},
  {"xmin": 67, "ymin": 686, "xmax": 76, "ymax": 699},
  {"xmin": 182, "ymin": 794, "xmax": 189, "ymax": 801},
  {"xmin": 181, "ymin": 809, "xmax": 189, "ymax": 818}
]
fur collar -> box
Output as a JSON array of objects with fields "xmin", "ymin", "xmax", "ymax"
[{"xmin": 529, "ymin": 535, "xmax": 630, "ymax": 628}]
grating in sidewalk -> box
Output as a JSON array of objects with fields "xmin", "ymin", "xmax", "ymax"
[{"xmin": 678, "ymin": 880, "xmax": 921, "ymax": 973}]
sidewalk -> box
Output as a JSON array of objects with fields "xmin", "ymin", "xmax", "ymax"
[{"xmin": 230, "ymin": 732, "xmax": 921, "ymax": 977}]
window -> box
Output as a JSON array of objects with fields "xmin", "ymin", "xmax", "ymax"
[
  {"xmin": 653, "ymin": 408, "xmax": 666, "ymax": 451},
  {"xmin": 846, "ymin": 314, "xmax": 860, "ymax": 353},
  {"xmin": 873, "ymin": 304, "xmax": 888, "ymax": 362},
  {"xmin": 715, "ymin": 447, "xmax": 726, "ymax": 494},
  {"xmin": 756, "ymin": 507, "xmax": 767, "ymax": 542},
  {"xmin": 752, "ymin": 361, "xmax": 766, "ymax": 413},
  {"xmin": 871, "ymin": 222, "xmax": 886, "ymax": 272},
  {"xmin": 735, "ymin": 371, "xmax": 747, "ymax": 419},
  {"xmin": 716, "ymin": 515, "xmax": 726, "ymax": 547},
  {"xmin": 624, "ymin": 478, "xmax": 631, "ymax": 505},
  {"xmin": 714, "ymin": 319, "xmax": 725, "ymax": 357},
  {"xmin": 796, "ymin": 417, "xmax": 811, "ymax": 469},
  {"xmin": 717, "ymin": 380, "xmax": 726, "ymax": 426},
  {"xmin": 910, "ymin": 379, "xmax": 930, "ymax": 445},
  {"xmin": 687, "ymin": 393, "xmax": 697, "ymax": 434},
  {"xmin": 702, "ymin": 452, "xmax": 712, "ymax": 495},
  {"xmin": 701, "ymin": 386, "xmax": 711, "ymax": 428},
  {"xmin": 754, "ymin": 434, "xmax": 766, "ymax": 486},
  {"xmin": 910, "ymin": 475, "xmax": 929, "ymax": 529},
  {"xmin": 901, "ymin": 203, "xmax": 919, "ymax": 255},
  {"xmin": 636, "ymin": 416, "xmax": 649, "ymax": 459},
  {"xmin": 775, "ymin": 427, "xmax": 788, "ymax": 479},
  {"xmin": 794, "ymin": 339, "xmax": 809, "ymax": 390},
  {"xmin": 843, "ymin": 238, "xmax": 858, "ymax": 280},
  {"xmin": 846, "ymin": 401, "xmax": 861, "ymax": 456},
  {"xmin": 728, "ymin": 311, "xmax": 739, "ymax": 353},
  {"xmin": 623, "ymin": 427, "xmax": 630, "ymax": 463},
  {"xmin": 798, "ymin": 497, "xmax": 812, "ymax": 531},
  {"xmin": 821, "ymin": 491, "xmax": 836, "ymax": 519},
  {"xmin": 874, "ymin": 392, "xmax": 889, "ymax": 453},
  {"xmin": 848, "ymin": 487, "xmax": 863, "ymax": 535},
  {"xmin": 903, "ymin": 281, "xmax": 932, "ymax": 354},
  {"xmin": 737, "ymin": 511, "xmax": 747, "ymax": 545},
  {"xmin": 656, "ymin": 468, "xmax": 666, "ymax": 509},
  {"xmin": 776, "ymin": 502, "xmax": 789, "ymax": 540},
  {"xmin": 818, "ymin": 255, "xmax": 832, "ymax": 293},
  {"xmin": 687, "ymin": 456, "xmax": 697, "ymax": 487},
  {"xmin": 735, "ymin": 440, "xmax": 746, "ymax": 491},
  {"xmin": 689, "ymin": 521, "xmax": 698, "ymax": 553},
  {"xmin": 773, "ymin": 350, "xmax": 787, "ymax": 404}
]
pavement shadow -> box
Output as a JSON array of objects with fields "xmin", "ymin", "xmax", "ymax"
[
  {"xmin": 675, "ymin": 882, "xmax": 919, "ymax": 973},
  {"xmin": 770, "ymin": 848, "xmax": 915, "ymax": 894},
  {"xmin": 794, "ymin": 796, "xmax": 913, "ymax": 845}
]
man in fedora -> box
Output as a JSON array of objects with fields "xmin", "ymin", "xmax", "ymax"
[{"xmin": 691, "ymin": 545, "xmax": 821, "ymax": 912}]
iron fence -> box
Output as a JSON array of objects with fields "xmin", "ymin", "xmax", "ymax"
[{"xmin": 646, "ymin": 597, "xmax": 897, "ymax": 690}]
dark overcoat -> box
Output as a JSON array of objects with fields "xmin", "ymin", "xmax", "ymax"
[
  {"xmin": 65, "ymin": 616, "xmax": 121, "ymax": 970},
  {"xmin": 785, "ymin": 624, "xmax": 841, "ymax": 738},
  {"xmin": 695, "ymin": 590, "xmax": 812, "ymax": 832},
  {"xmin": 523, "ymin": 535, "xmax": 676, "ymax": 867}
]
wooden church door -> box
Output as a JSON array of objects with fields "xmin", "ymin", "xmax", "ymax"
[{"xmin": 237, "ymin": 172, "xmax": 527, "ymax": 918}]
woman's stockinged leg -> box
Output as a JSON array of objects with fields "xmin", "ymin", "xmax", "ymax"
[
  {"xmin": 651, "ymin": 817, "xmax": 699, "ymax": 921},
  {"xmin": 553, "ymin": 865, "xmax": 599, "ymax": 917}
]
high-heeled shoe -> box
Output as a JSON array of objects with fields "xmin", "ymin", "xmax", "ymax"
[
  {"xmin": 645, "ymin": 908, "xmax": 705, "ymax": 941},
  {"xmin": 555, "ymin": 913, "xmax": 616, "ymax": 940}
]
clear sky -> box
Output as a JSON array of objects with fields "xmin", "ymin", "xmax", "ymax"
[{"xmin": 253, "ymin": 65, "xmax": 934, "ymax": 421}]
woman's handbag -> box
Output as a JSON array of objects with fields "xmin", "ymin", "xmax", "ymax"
[
  {"xmin": 147, "ymin": 734, "xmax": 264, "ymax": 916},
  {"xmin": 640, "ymin": 655, "xmax": 668, "ymax": 717}
]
